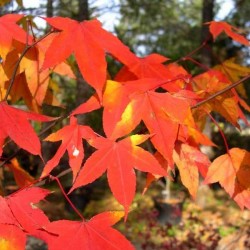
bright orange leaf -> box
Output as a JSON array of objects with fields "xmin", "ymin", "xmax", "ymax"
[
  {"xmin": 0, "ymin": 14, "xmax": 31, "ymax": 61},
  {"xmin": 115, "ymin": 53, "xmax": 170, "ymax": 81},
  {"xmin": 42, "ymin": 17, "xmax": 135, "ymax": 100},
  {"xmin": 109, "ymin": 80, "xmax": 191, "ymax": 166},
  {"xmin": 6, "ymin": 158, "xmax": 34, "ymax": 188},
  {"xmin": 41, "ymin": 116, "xmax": 96, "ymax": 181},
  {"xmin": 173, "ymin": 143, "xmax": 210, "ymax": 198},
  {"xmin": 193, "ymin": 71, "xmax": 240, "ymax": 126},
  {"xmin": 204, "ymin": 148, "xmax": 250, "ymax": 209},
  {"xmin": 207, "ymin": 21, "xmax": 249, "ymax": 46},
  {"xmin": 71, "ymin": 134, "xmax": 166, "ymax": 215}
]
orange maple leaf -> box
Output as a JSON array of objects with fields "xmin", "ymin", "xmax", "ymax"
[
  {"xmin": 71, "ymin": 134, "xmax": 166, "ymax": 215},
  {"xmin": 206, "ymin": 21, "xmax": 249, "ymax": 46},
  {"xmin": 204, "ymin": 148, "xmax": 250, "ymax": 209},
  {"xmin": 41, "ymin": 116, "xmax": 96, "ymax": 181}
]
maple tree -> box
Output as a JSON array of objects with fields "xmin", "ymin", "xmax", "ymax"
[{"xmin": 0, "ymin": 12, "xmax": 249, "ymax": 249}]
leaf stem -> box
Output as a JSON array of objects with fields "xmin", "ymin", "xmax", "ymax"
[
  {"xmin": 50, "ymin": 175, "xmax": 85, "ymax": 221},
  {"xmin": 3, "ymin": 30, "xmax": 55, "ymax": 101},
  {"xmin": 175, "ymin": 39, "xmax": 209, "ymax": 64},
  {"xmin": 191, "ymin": 74, "xmax": 250, "ymax": 109},
  {"xmin": 208, "ymin": 113, "xmax": 230, "ymax": 154}
]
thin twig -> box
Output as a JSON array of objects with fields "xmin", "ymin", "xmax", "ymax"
[
  {"xmin": 191, "ymin": 74, "xmax": 250, "ymax": 109},
  {"xmin": 3, "ymin": 30, "xmax": 54, "ymax": 101},
  {"xmin": 175, "ymin": 39, "xmax": 208, "ymax": 64},
  {"xmin": 50, "ymin": 175, "xmax": 85, "ymax": 220}
]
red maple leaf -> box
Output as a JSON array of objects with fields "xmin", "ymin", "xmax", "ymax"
[
  {"xmin": 206, "ymin": 21, "xmax": 249, "ymax": 46},
  {"xmin": 0, "ymin": 187, "xmax": 51, "ymax": 249},
  {"xmin": 0, "ymin": 101, "xmax": 55, "ymax": 157},
  {"xmin": 71, "ymin": 94, "xmax": 101, "ymax": 116},
  {"xmin": 42, "ymin": 17, "xmax": 135, "ymax": 99},
  {"xmin": 71, "ymin": 134, "xmax": 166, "ymax": 215},
  {"xmin": 0, "ymin": 14, "xmax": 31, "ymax": 61},
  {"xmin": 0, "ymin": 224, "xmax": 26, "ymax": 250},
  {"xmin": 41, "ymin": 116, "xmax": 96, "ymax": 181},
  {"xmin": 106, "ymin": 79, "xmax": 191, "ymax": 166},
  {"xmin": 115, "ymin": 53, "xmax": 170, "ymax": 81},
  {"xmin": 44, "ymin": 211, "xmax": 134, "ymax": 250}
]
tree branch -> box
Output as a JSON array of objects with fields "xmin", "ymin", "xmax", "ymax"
[
  {"xmin": 191, "ymin": 74, "xmax": 250, "ymax": 109},
  {"xmin": 3, "ymin": 30, "xmax": 55, "ymax": 101}
]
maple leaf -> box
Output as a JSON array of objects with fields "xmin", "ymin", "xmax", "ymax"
[
  {"xmin": 115, "ymin": 53, "xmax": 170, "ymax": 81},
  {"xmin": 0, "ymin": 224, "xmax": 26, "ymax": 250},
  {"xmin": 206, "ymin": 21, "xmax": 249, "ymax": 46},
  {"xmin": 6, "ymin": 187, "xmax": 51, "ymax": 233},
  {"xmin": 17, "ymin": 35, "xmax": 75, "ymax": 107},
  {"xmin": 109, "ymin": 81, "xmax": 191, "ymax": 166},
  {"xmin": 0, "ymin": 187, "xmax": 51, "ymax": 249},
  {"xmin": 0, "ymin": 101, "xmax": 55, "ymax": 157},
  {"xmin": 71, "ymin": 134, "xmax": 166, "ymax": 215},
  {"xmin": 6, "ymin": 158, "xmax": 35, "ymax": 188},
  {"xmin": 193, "ymin": 71, "xmax": 240, "ymax": 126},
  {"xmin": 0, "ymin": 14, "xmax": 31, "ymax": 61},
  {"xmin": 115, "ymin": 57, "xmax": 191, "ymax": 94},
  {"xmin": 41, "ymin": 116, "xmax": 96, "ymax": 181},
  {"xmin": 173, "ymin": 143, "xmax": 210, "ymax": 198},
  {"xmin": 44, "ymin": 211, "xmax": 134, "ymax": 250},
  {"xmin": 102, "ymin": 80, "xmax": 131, "ymax": 138},
  {"xmin": 214, "ymin": 58, "xmax": 250, "ymax": 88},
  {"xmin": 204, "ymin": 148, "xmax": 250, "ymax": 209},
  {"xmin": 71, "ymin": 94, "xmax": 101, "ymax": 116},
  {"xmin": 1, "ymin": 38, "xmax": 75, "ymax": 111},
  {"xmin": 213, "ymin": 58, "xmax": 250, "ymax": 123},
  {"xmin": 42, "ymin": 17, "xmax": 135, "ymax": 99}
]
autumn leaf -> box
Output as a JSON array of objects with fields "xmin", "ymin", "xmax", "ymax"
[
  {"xmin": 41, "ymin": 116, "xmax": 96, "ymax": 181},
  {"xmin": 173, "ymin": 143, "xmax": 210, "ymax": 198},
  {"xmin": 204, "ymin": 148, "xmax": 250, "ymax": 209},
  {"xmin": 0, "ymin": 101, "xmax": 55, "ymax": 157},
  {"xmin": 214, "ymin": 57, "xmax": 250, "ymax": 101},
  {"xmin": 6, "ymin": 158, "xmax": 35, "ymax": 188},
  {"xmin": 6, "ymin": 187, "xmax": 51, "ymax": 233},
  {"xmin": 1, "ymin": 38, "xmax": 75, "ymax": 111},
  {"xmin": 102, "ymin": 80, "xmax": 131, "ymax": 138},
  {"xmin": 206, "ymin": 21, "xmax": 249, "ymax": 46},
  {"xmin": 110, "ymin": 81, "xmax": 191, "ymax": 166},
  {"xmin": 193, "ymin": 71, "xmax": 240, "ymax": 126},
  {"xmin": 215, "ymin": 58, "xmax": 250, "ymax": 86},
  {"xmin": 0, "ymin": 187, "xmax": 51, "ymax": 249},
  {"xmin": 42, "ymin": 17, "xmax": 135, "ymax": 99},
  {"xmin": 0, "ymin": 224, "xmax": 26, "ymax": 250},
  {"xmin": 44, "ymin": 211, "xmax": 134, "ymax": 250},
  {"xmin": 71, "ymin": 134, "xmax": 166, "ymax": 215},
  {"xmin": 0, "ymin": 14, "xmax": 31, "ymax": 61},
  {"xmin": 115, "ymin": 53, "xmax": 170, "ymax": 81},
  {"xmin": 143, "ymin": 151, "xmax": 171, "ymax": 194},
  {"xmin": 71, "ymin": 94, "xmax": 101, "ymax": 116}
]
